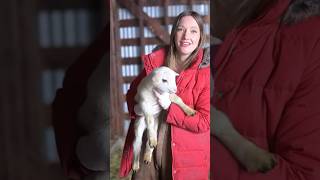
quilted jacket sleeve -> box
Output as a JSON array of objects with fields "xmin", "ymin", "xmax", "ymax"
[
  {"xmin": 167, "ymin": 69, "xmax": 210, "ymax": 133},
  {"xmin": 126, "ymin": 69, "xmax": 146, "ymax": 120},
  {"xmin": 241, "ymin": 32, "xmax": 320, "ymax": 180}
]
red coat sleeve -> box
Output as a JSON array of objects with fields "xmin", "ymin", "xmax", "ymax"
[
  {"xmin": 166, "ymin": 70, "xmax": 210, "ymax": 133},
  {"xmin": 51, "ymin": 28, "xmax": 107, "ymax": 179},
  {"xmin": 126, "ymin": 69, "xmax": 146, "ymax": 120},
  {"xmin": 240, "ymin": 34, "xmax": 320, "ymax": 180}
]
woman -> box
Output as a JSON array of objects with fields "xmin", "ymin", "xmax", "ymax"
[
  {"xmin": 212, "ymin": 0, "xmax": 320, "ymax": 179},
  {"xmin": 119, "ymin": 11, "xmax": 210, "ymax": 180},
  {"xmin": 51, "ymin": 28, "xmax": 108, "ymax": 180}
]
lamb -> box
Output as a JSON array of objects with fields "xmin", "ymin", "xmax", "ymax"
[
  {"xmin": 211, "ymin": 72, "xmax": 276, "ymax": 173},
  {"xmin": 132, "ymin": 66, "xmax": 196, "ymax": 172}
]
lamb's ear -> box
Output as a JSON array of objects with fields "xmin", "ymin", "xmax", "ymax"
[
  {"xmin": 175, "ymin": 72, "xmax": 179, "ymax": 76},
  {"xmin": 152, "ymin": 72, "xmax": 162, "ymax": 83}
]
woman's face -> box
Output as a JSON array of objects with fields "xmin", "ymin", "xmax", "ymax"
[{"xmin": 174, "ymin": 15, "xmax": 201, "ymax": 58}]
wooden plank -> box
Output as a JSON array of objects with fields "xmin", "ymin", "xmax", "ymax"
[
  {"xmin": 117, "ymin": 0, "xmax": 170, "ymax": 44},
  {"xmin": 139, "ymin": 0, "xmax": 208, "ymax": 6},
  {"xmin": 119, "ymin": 15, "xmax": 210, "ymax": 27},
  {"xmin": 121, "ymin": 57, "xmax": 142, "ymax": 65},
  {"xmin": 121, "ymin": 37, "xmax": 160, "ymax": 45},
  {"xmin": 164, "ymin": 0, "xmax": 170, "ymax": 33},
  {"xmin": 123, "ymin": 76, "xmax": 136, "ymax": 83},
  {"xmin": 110, "ymin": 0, "xmax": 125, "ymax": 139},
  {"xmin": 138, "ymin": 0, "xmax": 146, "ymax": 54},
  {"xmin": 37, "ymin": 0, "xmax": 99, "ymax": 10}
]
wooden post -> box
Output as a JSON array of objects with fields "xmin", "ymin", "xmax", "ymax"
[
  {"xmin": 0, "ymin": 0, "xmax": 46, "ymax": 179},
  {"xmin": 138, "ymin": 0, "xmax": 146, "ymax": 55},
  {"xmin": 110, "ymin": 0, "xmax": 125, "ymax": 140}
]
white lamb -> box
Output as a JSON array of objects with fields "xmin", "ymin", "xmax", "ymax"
[{"xmin": 132, "ymin": 66, "xmax": 196, "ymax": 172}]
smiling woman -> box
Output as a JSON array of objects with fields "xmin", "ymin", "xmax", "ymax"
[
  {"xmin": 119, "ymin": 10, "xmax": 210, "ymax": 180},
  {"xmin": 166, "ymin": 11, "xmax": 206, "ymax": 73},
  {"xmin": 175, "ymin": 16, "xmax": 201, "ymax": 60}
]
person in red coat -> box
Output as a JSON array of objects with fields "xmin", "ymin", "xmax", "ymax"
[
  {"xmin": 119, "ymin": 11, "xmax": 210, "ymax": 180},
  {"xmin": 52, "ymin": 28, "xmax": 108, "ymax": 180},
  {"xmin": 211, "ymin": 0, "xmax": 320, "ymax": 179}
]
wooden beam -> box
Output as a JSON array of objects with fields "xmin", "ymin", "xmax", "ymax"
[
  {"xmin": 138, "ymin": 0, "xmax": 146, "ymax": 54},
  {"xmin": 121, "ymin": 37, "xmax": 160, "ymax": 46},
  {"xmin": 164, "ymin": 0, "xmax": 169, "ymax": 32},
  {"xmin": 121, "ymin": 57, "xmax": 141, "ymax": 65},
  {"xmin": 137, "ymin": 0, "xmax": 208, "ymax": 6},
  {"xmin": 37, "ymin": 0, "xmax": 98, "ymax": 10},
  {"xmin": 117, "ymin": 0, "xmax": 170, "ymax": 44},
  {"xmin": 110, "ymin": 0, "xmax": 125, "ymax": 139},
  {"xmin": 123, "ymin": 76, "xmax": 136, "ymax": 83},
  {"xmin": 119, "ymin": 16, "xmax": 210, "ymax": 27}
]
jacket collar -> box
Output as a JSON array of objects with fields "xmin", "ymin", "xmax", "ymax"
[{"xmin": 143, "ymin": 47, "xmax": 204, "ymax": 74}]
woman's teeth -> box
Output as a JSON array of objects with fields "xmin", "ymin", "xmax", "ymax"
[{"xmin": 181, "ymin": 42, "xmax": 191, "ymax": 46}]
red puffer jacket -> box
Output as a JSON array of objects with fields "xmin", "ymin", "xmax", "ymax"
[
  {"xmin": 120, "ymin": 47, "xmax": 210, "ymax": 179},
  {"xmin": 212, "ymin": 0, "xmax": 320, "ymax": 179}
]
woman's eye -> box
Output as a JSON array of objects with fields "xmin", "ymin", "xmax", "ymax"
[
  {"xmin": 162, "ymin": 79, "xmax": 168, "ymax": 83},
  {"xmin": 191, "ymin": 30, "xmax": 198, "ymax": 33}
]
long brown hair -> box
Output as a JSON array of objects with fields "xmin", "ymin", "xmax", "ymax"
[{"xmin": 165, "ymin": 10, "xmax": 205, "ymax": 71}]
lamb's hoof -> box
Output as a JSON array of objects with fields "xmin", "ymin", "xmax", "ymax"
[
  {"xmin": 143, "ymin": 152, "xmax": 152, "ymax": 164},
  {"xmin": 186, "ymin": 109, "xmax": 196, "ymax": 116},
  {"xmin": 256, "ymin": 154, "xmax": 277, "ymax": 173},
  {"xmin": 258, "ymin": 158, "xmax": 276, "ymax": 173},
  {"xmin": 132, "ymin": 162, "xmax": 140, "ymax": 172},
  {"xmin": 149, "ymin": 138, "xmax": 157, "ymax": 148},
  {"xmin": 243, "ymin": 149, "xmax": 277, "ymax": 173}
]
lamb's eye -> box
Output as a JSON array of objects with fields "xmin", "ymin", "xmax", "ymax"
[{"xmin": 162, "ymin": 79, "xmax": 168, "ymax": 83}]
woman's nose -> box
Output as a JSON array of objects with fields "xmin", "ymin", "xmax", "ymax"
[{"xmin": 182, "ymin": 30, "xmax": 190, "ymax": 39}]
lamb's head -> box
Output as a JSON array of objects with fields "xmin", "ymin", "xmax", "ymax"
[{"xmin": 151, "ymin": 66, "xmax": 179, "ymax": 94}]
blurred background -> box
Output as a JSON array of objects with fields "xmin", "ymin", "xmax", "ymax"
[
  {"xmin": 0, "ymin": 0, "xmax": 106, "ymax": 179},
  {"xmin": 109, "ymin": 0, "xmax": 209, "ymax": 179},
  {"xmin": 0, "ymin": 0, "xmax": 210, "ymax": 179}
]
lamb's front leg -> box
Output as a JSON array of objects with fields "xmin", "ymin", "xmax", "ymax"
[
  {"xmin": 169, "ymin": 93, "xmax": 196, "ymax": 116},
  {"xmin": 212, "ymin": 107, "xmax": 277, "ymax": 173},
  {"xmin": 132, "ymin": 116, "xmax": 146, "ymax": 172}
]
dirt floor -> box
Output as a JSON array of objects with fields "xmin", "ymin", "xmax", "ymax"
[{"xmin": 110, "ymin": 142, "xmax": 131, "ymax": 180}]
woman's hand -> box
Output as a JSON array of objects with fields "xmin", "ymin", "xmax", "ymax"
[
  {"xmin": 211, "ymin": 106, "xmax": 277, "ymax": 173},
  {"xmin": 153, "ymin": 90, "xmax": 172, "ymax": 110}
]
